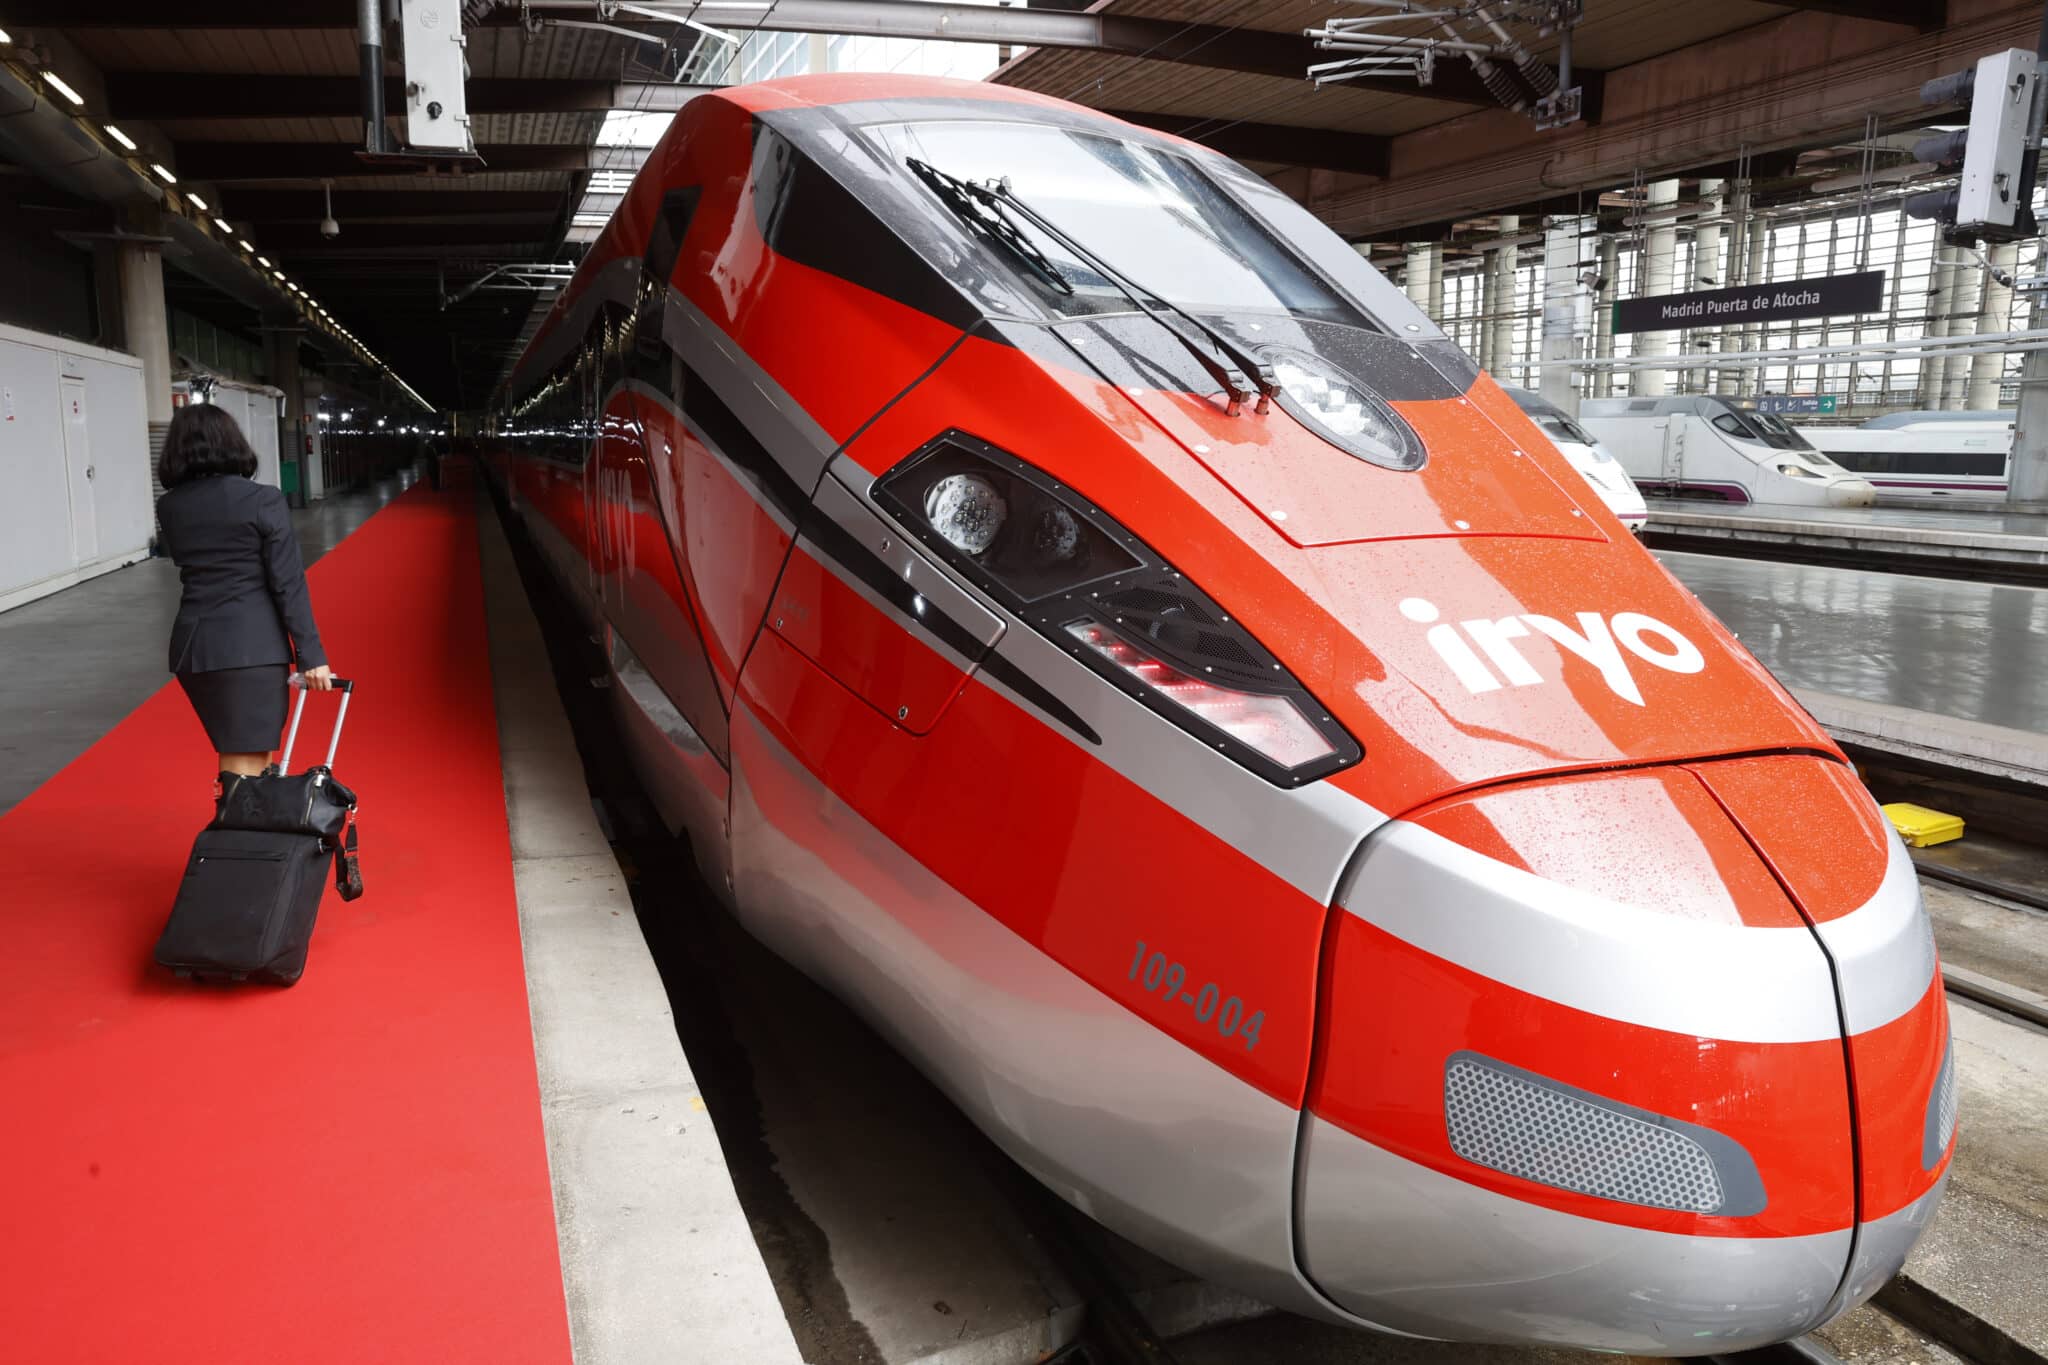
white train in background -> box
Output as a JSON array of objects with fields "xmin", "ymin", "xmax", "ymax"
[
  {"xmin": 1501, "ymin": 387, "xmax": 1647, "ymax": 531},
  {"xmin": 1578, "ymin": 395, "xmax": 1877, "ymax": 508},
  {"xmin": 1793, "ymin": 410, "xmax": 2012, "ymax": 499}
]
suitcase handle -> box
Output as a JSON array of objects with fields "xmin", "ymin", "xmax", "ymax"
[{"xmin": 281, "ymin": 675, "xmax": 356, "ymax": 774}]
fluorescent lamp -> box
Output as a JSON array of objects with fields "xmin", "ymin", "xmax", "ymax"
[
  {"xmin": 0, "ymin": 28, "xmax": 13, "ymax": 44},
  {"xmin": 256, "ymin": 255, "xmax": 272, "ymax": 267},
  {"xmin": 43, "ymin": 73, "xmax": 85, "ymax": 106},
  {"xmin": 213, "ymin": 217, "xmax": 233, "ymax": 233},
  {"xmin": 104, "ymin": 124, "xmax": 138, "ymax": 150},
  {"xmin": 272, "ymin": 269, "xmax": 285, "ymax": 280},
  {"xmin": 239, "ymin": 239, "xmax": 255, "ymax": 251},
  {"xmin": 187, "ymin": 192, "xmax": 209, "ymax": 211},
  {"xmin": 150, "ymin": 163, "xmax": 177, "ymax": 184}
]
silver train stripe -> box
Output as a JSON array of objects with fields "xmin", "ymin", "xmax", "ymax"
[
  {"xmin": 1339, "ymin": 818, "xmax": 1845, "ymax": 1044},
  {"xmin": 1812, "ymin": 833, "xmax": 1939, "ymax": 1037}
]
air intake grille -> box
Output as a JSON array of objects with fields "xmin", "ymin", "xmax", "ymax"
[
  {"xmin": 1922, "ymin": 1040, "xmax": 1959, "ymax": 1170},
  {"xmin": 1446, "ymin": 1055, "xmax": 1727, "ymax": 1213}
]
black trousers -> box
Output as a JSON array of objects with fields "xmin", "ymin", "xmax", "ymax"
[{"xmin": 176, "ymin": 664, "xmax": 289, "ymax": 753}]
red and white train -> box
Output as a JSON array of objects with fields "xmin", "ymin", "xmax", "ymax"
[{"xmin": 484, "ymin": 74, "xmax": 1953, "ymax": 1354}]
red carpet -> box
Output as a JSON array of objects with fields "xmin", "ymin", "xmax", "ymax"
[{"xmin": 0, "ymin": 486, "xmax": 572, "ymax": 1363}]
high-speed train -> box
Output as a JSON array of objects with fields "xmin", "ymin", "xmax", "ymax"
[
  {"xmin": 1797, "ymin": 409, "xmax": 2012, "ymax": 498},
  {"xmin": 1502, "ymin": 385, "xmax": 1648, "ymax": 530},
  {"xmin": 1580, "ymin": 394, "xmax": 1878, "ymax": 507},
  {"xmin": 483, "ymin": 74, "xmax": 1951, "ymax": 1354}
]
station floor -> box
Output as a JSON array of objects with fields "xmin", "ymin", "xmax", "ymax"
[
  {"xmin": 1660, "ymin": 550, "xmax": 2048, "ymax": 734},
  {"xmin": 1650, "ymin": 497, "xmax": 2048, "ymax": 539},
  {"xmin": 0, "ymin": 480, "xmax": 410, "ymax": 816},
  {"xmin": 0, "ymin": 473, "xmax": 797, "ymax": 1364}
]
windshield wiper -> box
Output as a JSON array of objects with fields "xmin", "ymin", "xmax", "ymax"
[
  {"xmin": 908, "ymin": 158, "xmax": 1073, "ymax": 298},
  {"xmin": 909, "ymin": 159, "xmax": 1276, "ymax": 417}
]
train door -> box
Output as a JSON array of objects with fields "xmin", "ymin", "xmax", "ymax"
[
  {"xmin": 59, "ymin": 377, "xmax": 98, "ymax": 564},
  {"xmin": 1658, "ymin": 414, "xmax": 1685, "ymax": 487}
]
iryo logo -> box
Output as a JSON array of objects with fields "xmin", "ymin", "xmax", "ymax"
[{"xmin": 1400, "ymin": 597, "xmax": 1704, "ymax": 706}]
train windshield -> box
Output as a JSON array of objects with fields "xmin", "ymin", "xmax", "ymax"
[
  {"xmin": 868, "ymin": 119, "xmax": 1371, "ymax": 329},
  {"xmin": 1708, "ymin": 402, "xmax": 1816, "ymax": 452},
  {"xmin": 1527, "ymin": 411, "xmax": 1612, "ymax": 458}
]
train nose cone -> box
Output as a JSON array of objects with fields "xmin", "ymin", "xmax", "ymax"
[
  {"xmin": 1296, "ymin": 765, "xmax": 1863, "ymax": 1353},
  {"xmin": 1826, "ymin": 477, "xmax": 1878, "ymax": 507}
]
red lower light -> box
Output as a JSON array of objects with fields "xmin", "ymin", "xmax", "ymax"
[{"xmin": 1066, "ymin": 619, "xmax": 1336, "ymax": 771}]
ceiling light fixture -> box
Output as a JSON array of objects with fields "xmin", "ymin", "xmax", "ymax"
[
  {"xmin": 43, "ymin": 73, "xmax": 85, "ymax": 106},
  {"xmin": 150, "ymin": 163, "xmax": 177, "ymax": 184},
  {"xmin": 186, "ymin": 191, "xmax": 209, "ymax": 211},
  {"xmin": 239, "ymin": 239, "xmax": 255, "ymax": 251},
  {"xmin": 104, "ymin": 124, "xmax": 138, "ymax": 150},
  {"xmin": 319, "ymin": 179, "xmax": 340, "ymax": 239},
  {"xmin": 0, "ymin": 27, "xmax": 14, "ymax": 44},
  {"xmin": 256, "ymin": 255, "xmax": 272, "ymax": 267},
  {"xmin": 213, "ymin": 217, "xmax": 233, "ymax": 233}
]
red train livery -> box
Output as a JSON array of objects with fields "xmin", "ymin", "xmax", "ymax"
[{"xmin": 484, "ymin": 74, "xmax": 1951, "ymax": 1352}]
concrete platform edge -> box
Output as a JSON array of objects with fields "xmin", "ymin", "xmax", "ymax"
[
  {"xmin": 477, "ymin": 499, "xmax": 805, "ymax": 1365},
  {"xmin": 1794, "ymin": 687, "xmax": 2048, "ymax": 789}
]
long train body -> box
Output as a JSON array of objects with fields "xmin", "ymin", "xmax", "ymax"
[
  {"xmin": 1796, "ymin": 411, "xmax": 2012, "ymax": 498},
  {"xmin": 1580, "ymin": 395, "xmax": 1878, "ymax": 506},
  {"xmin": 482, "ymin": 75, "xmax": 1951, "ymax": 1353}
]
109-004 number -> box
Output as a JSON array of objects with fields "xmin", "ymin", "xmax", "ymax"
[{"xmin": 1127, "ymin": 941, "xmax": 1265, "ymax": 1051}]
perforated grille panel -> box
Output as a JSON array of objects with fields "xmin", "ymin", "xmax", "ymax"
[{"xmin": 1445, "ymin": 1055, "xmax": 1727, "ymax": 1213}]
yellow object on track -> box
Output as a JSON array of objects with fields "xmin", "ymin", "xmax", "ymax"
[{"xmin": 1882, "ymin": 803, "xmax": 1965, "ymax": 848}]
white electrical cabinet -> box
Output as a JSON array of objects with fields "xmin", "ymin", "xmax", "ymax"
[
  {"xmin": 401, "ymin": 0, "xmax": 474, "ymax": 154},
  {"xmin": 0, "ymin": 322, "xmax": 152, "ymax": 614}
]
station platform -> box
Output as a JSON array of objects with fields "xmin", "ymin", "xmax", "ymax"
[
  {"xmin": 1645, "ymin": 498, "xmax": 2048, "ymax": 584},
  {"xmin": 0, "ymin": 476, "xmax": 798, "ymax": 1364},
  {"xmin": 1661, "ymin": 550, "xmax": 2048, "ymax": 789}
]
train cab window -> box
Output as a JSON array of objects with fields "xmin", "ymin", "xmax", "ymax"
[
  {"xmin": 1712, "ymin": 412, "xmax": 1753, "ymax": 439},
  {"xmin": 868, "ymin": 119, "xmax": 1372, "ymax": 331}
]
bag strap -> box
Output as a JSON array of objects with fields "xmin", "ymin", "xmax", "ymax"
[{"xmin": 334, "ymin": 808, "xmax": 364, "ymax": 902}]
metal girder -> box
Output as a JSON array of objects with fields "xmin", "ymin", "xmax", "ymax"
[
  {"xmin": 108, "ymin": 75, "xmax": 710, "ymax": 121},
  {"xmin": 1102, "ymin": 109, "xmax": 1390, "ymax": 177},
  {"xmin": 219, "ymin": 189, "xmax": 565, "ymax": 223},
  {"xmin": 177, "ymin": 142, "xmax": 644, "ymax": 180},
  {"xmin": 31, "ymin": 0, "xmax": 1523, "ymax": 104},
  {"xmin": 260, "ymin": 219, "xmax": 554, "ymax": 251},
  {"xmin": 1763, "ymin": 1, "xmax": 1946, "ymax": 31}
]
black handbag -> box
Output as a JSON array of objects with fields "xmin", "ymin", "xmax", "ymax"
[{"xmin": 211, "ymin": 678, "xmax": 364, "ymax": 902}]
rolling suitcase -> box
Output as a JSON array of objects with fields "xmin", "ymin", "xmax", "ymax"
[{"xmin": 155, "ymin": 677, "xmax": 362, "ymax": 985}]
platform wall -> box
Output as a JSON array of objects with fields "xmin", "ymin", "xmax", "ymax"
[{"xmin": 0, "ymin": 323, "xmax": 152, "ymax": 614}]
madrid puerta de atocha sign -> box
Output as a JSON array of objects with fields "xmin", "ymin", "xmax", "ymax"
[{"xmin": 1612, "ymin": 270, "xmax": 1886, "ymax": 336}]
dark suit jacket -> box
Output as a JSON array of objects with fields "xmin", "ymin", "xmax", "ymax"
[{"xmin": 158, "ymin": 476, "xmax": 328, "ymax": 674}]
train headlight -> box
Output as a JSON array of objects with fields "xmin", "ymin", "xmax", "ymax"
[
  {"xmin": 1267, "ymin": 350, "xmax": 1423, "ymax": 471},
  {"xmin": 924, "ymin": 472, "xmax": 1006, "ymax": 555},
  {"xmin": 875, "ymin": 431, "xmax": 1361, "ymax": 786},
  {"xmin": 1776, "ymin": 463, "xmax": 1824, "ymax": 480}
]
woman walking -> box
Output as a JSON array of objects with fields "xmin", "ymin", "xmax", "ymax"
[{"xmin": 156, "ymin": 403, "xmax": 335, "ymax": 784}]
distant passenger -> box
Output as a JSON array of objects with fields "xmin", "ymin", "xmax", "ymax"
[{"xmin": 156, "ymin": 403, "xmax": 336, "ymax": 788}]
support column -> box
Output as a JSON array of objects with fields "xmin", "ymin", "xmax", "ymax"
[
  {"xmin": 1426, "ymin": 243, "xmax": 1445, "ymax": 328},
  {"xmin": 301, "ymin": 377, "xmax": 328, "ymax": 502},
  {"xmin": 1593, "ymin": 236, "xmax": 1618, "ymax": 397},
  {"xmin": 1918, "ymin": 246, "xmax": 1958, "ymax": 410},
  {"xmin": 1491, "ymin": 215, "xmax": 1520, "ymax": 386},
  {"xmin": 117, "ymin": 207, "xmax": 175, "ymax": 510},
  {"xmin": 1479, "ymin": 256, "xmax": 1499, "ymax": 370},
  {"xmin": 1968, "ymin": 243, "xmax": 2017, "ymax": 411},
  {"xmin": 807, "ymin": 32, "xmax": 830, "ymax": 73},
  {"xmin": 1719, "ymin": 182, "xmax": 1752, "ymax": 396},
  {"xmin": 1633, "ymin": 181, "xmax": 1680, "ymax": 396},
  {"xmin": 1943, "ymin": 256, "xmax": 1982, "ymax": 411},
  {"xmin": 1692, "ymin": 180, "xmax": 1725, "ymax": 394},
  {"xmin": 1404, "ymin": 242, "xmax": 1436, "ymax": 317},
  {"xmin": 1737, "ymin": 204, "xmax": 1769, "ymax": 397},
  {"xmin": 1539, "ymin": 217, "xmax": 1586, "ymax": 411},
  {"xmin": 2012, "ymin": 242, "xmax": 2048, "ymax": 508},
  {"xmin": 265, "ymin": 322, "xmax": 306, "ymax": 505}
]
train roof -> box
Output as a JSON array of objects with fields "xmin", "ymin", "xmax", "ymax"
[
  {"xmin": 1579, "ymin": 394, "xmax": 1748, "ymax": 418},
  {"xmin": 1860, "ymin": 408, "xmax": 2015, "ymax": 429}
]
